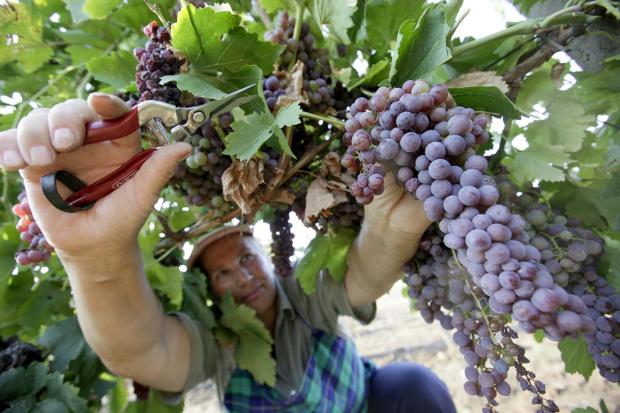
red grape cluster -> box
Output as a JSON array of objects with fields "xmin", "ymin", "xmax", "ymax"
[
  {"xmin": 405, "ymin": 228, "xmax": 558, "ymax": 412},
  {"xmin": 269, "ymin": 207, "xmax": 295, "ymax": 278},
  {"xmin": 496, "ymin": 178, "xmax": 618, "ymax": 383},
  {"xmin": 264, "ymin": 12, "xmax": 337, "ymax": 114},
  {"xmin": 12, "ymin": 192, "xmax": 53, "ymax": 266},
  {"xmin": 134, "ymin": 21, "xmax": 184, "ymax": 104}
]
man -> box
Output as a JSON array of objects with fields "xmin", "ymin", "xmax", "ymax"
[{"xmin": 0, "ymin": 94, "xmax": 456, "ymax": 412}]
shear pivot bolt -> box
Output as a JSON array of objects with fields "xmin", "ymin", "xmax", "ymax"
[{"xmin": 192, "ymin": 112, "xmax": 206, "ymax": 123}]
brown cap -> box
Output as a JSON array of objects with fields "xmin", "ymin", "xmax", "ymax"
[{"xmin": 186, "ymin": 224, "xmax": 253, "ymax": 269}]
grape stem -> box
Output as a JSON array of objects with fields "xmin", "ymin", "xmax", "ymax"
[
  {"xmin": 452, "ymin": 9, "xmax": 588, "ymax": 57},
  {"xmin": 289, "ymin": 0, "xmax": 306, "ymax": 71},
  {"xmin": 299, "ymin": 111, "xmax": 345, "ymax": 129}
]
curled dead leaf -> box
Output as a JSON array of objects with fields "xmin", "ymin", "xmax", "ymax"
[
  {"xmin": 304, "ymin": 178, "xmax": 348, "ymax": 222},
  {"xmin": 321, "ymin": 152, "xmax": 342, "ymax": 178},
  {"xmin": 447, "ymin": 71, "xmax": 509, "ymax": 93},
  {"xmin": 222, "ymin": 158, "xmax": 265, "ymax": 215}
]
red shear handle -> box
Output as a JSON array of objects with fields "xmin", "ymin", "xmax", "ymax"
[{"xmin": 84, "ymin": 106, "xmax": 140, "ymax": 145}]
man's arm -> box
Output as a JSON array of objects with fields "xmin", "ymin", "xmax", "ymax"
[
  {"xmin": 345, "ymin": 174, "xmax": 431, "ymax": 307},
  {"xmin": 60, "ymin": 245, "xmax": 191, "ymax": 393}
]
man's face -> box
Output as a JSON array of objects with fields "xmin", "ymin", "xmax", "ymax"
[{"xmin": 198, "ymin": 234, "xmax": 277, "ymax": 317}]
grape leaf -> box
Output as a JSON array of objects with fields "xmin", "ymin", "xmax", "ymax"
[
  {"xmin": 389, "ymin": 4, "xmax": 451, "ymax": 86},
  {"xmin": 598, "ymin": 172, "xmax": 620, "ymax": 232},
  {"xmin": 572, "ymin": 408, "xmax": 598, "ymax": 413},
  {"xmin": 0, "ymin": 363, "xmax": 47, "ymax": 401},
  {"xmin": 324, "ymin": 228, "xmax": 356, "ymax": 283},
  {"xmin": 449, "ymin": 86, "xmax": 523, "ymax": 119},
  {"xmin": 218, "ymin": 293, "xmax": 275, "ymax": 386},
  {"xmin": 160, "ymin": 73, "xmax": 227, "ymax": 99},
  {"xmin": 307, "ymin": 0, "xmax": 355, "ymax": 43},
  {"xmin": 39, "ymin": 317, "xmax": 85, "ymax": 373},
  {"xmin": 364, "ymin": 0, "xmax": 426, "ymax": 55},
  {"xmin": 503, "ymin": 144, "xmax": 569, "ymax": 185},
  {"xmin": 600, "ymin": 399, "xmax": 610, "ymax": 413},
  {"xmin": 223, "ymin": 101, "xmax": 299, "ymax": 160},
  {"xmin": 85, "ymin": 50, "xmax": 136, "ymax": 89},
  {"xmin": 594, "ymin": 0, "xmax": 620, "ymax": 19},
  {"xmin": 62, "ymin": 0, "xmax": 90, "ymax": 23},
  {"xmin": 558, "ymin": 336, "xmax": 595, "ymax": 381},
  {"xmin": 602, "ymin": 235, "xmax": 620, "ymax": 293},
  {"xmin": 66, "ymin": 45, "xmax": 104, "ymax": 65},
  {"xmin": 199, "ymin": 27, "xmax": 284, "ymax": 74},
  {"xmin": 171, "ymin": 5, "xmax": 241, "ymax": 65},
  {"xmin": 295, "ymin": 234, "xmax": 330, "ymax": 294},
  {"xmin": 261, "ymin": 0, "xmax": 296, "ymax": 13},
  {"xmin": 180, "ymin": 270, "xmax": 216, "ymax": 330},
  {"xmin": 445, "ymin": 0, "xmax": 464, "ymax": 27},
  {"xmin": 82, "ymin": 0, "xmax": 123, "ymax": 19}
]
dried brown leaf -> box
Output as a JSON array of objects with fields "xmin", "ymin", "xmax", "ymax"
[
  {"xmin": 222, "ymin": 158, "xmax": 265, "ymax": 215},
  {"xmin": 447, "ymin": 71, "xmax": 509, "ymax": 93}
]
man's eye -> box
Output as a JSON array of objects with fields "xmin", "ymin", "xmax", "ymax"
[{"xmin": 241, "ymin": 253, "xmax": 254, "ymax": 262}]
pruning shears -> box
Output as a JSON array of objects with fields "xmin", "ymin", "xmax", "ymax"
[{"xmin": 41, "ymin": 85, "xmax": 255, "ymax": 213}]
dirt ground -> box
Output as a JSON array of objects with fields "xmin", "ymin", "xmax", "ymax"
[{"xmin": 182, "ymin": 282, "xmax": 620, "ymax": 413}]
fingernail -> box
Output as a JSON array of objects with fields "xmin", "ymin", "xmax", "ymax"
[
  {"xmin": 53, "ymin": 128, "xmax": 76, "ymax": 149},
  {"xmin": 2, "ymin": 150, "xmax": 22, "ymax": 168},
  {"xmin": 30, "ymin": 145, "xmax": 54, "ymax": 165}
]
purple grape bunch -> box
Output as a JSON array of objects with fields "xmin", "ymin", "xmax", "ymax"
[
  {"xmin": 496, "ymin": 177, "xmax": 618, "ymax": 383},
  {"xmin": 405, "ymin": 227, "xmax": 559, "ymax": 413},
  {"xmin": 270, "ymin": 206, "xmax": 295, "ymax": 278},
  {"xmin": 343, "ymin": 79, "xmax": 593, "ymax": 342},
  {"xmin": 13, "ymin": 191, "xmax": 53, "ymax": 266},
  {"xmin": 134, "ymin": 21, "xmax": 184, "ymax": 104}
]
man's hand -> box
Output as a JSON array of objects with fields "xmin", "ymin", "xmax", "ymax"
[
  {"xmin": 345, "ymin": 173, "xmax": 432, "ymax": 306},
  {"xmin": 0, "ymin": 94, "xmax": 192, "ymax": 260},
  {"xmin": 362, "ymin": 172, "xmax": 432, "ymax": 242}
]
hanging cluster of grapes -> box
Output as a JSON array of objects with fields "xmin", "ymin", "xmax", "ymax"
[
  {"xmin": 12, "ymin": 191, "xmax": 53, "ymax": 266},
  {"xmin": 496, "ymin": 176, "xmax": 619, "ymax": 383},
  {"xmin": 0, "ymin": 336, "xmax": 44, "ymax": 373},
  {"xmin": 405, "ymin": 228, "xmax": 558, "ymax": 412},
  {"xmin": 269, "ymin": 206, "xmax": 295, "ymax": 278},
  {"xmin": 263, "ymin": 12, "xmax": 352, "ymax": 115},
  {"xmin": 134, "ymin": 21, "xmax": 184, "ymax": 104}
]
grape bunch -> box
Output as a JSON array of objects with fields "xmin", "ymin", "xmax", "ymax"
[
  {"xmin": 0, "ymin": 336, "xmax": 44, "ymax": 373},
  {"xmin": 269, "ymin": 206, "xmax": 295, "ymax": 278},
  {"xmin": 342, "ymin": 79, "xmax": 592, "ymax": 343},
  {"xmin": 264, "ymin": 12, "xmax": 337, "ymax": 114},
  {"xmin": 496, "ymin": 179, "xmax": 618, "ymax": 382},
  {"xmin": 12, "ymin": 191, "xmax": 53, "ymax": 266},
  {"xmin": 405, "ymin": 228, "xmax": 558, "ymax": 412},
  {"xmin": 134, "ymin": 21, "xmax": 184, "ymax": 104},
  {"xmin": 169, "ymin": 115, "xmax": 234, "ymax": 210}
]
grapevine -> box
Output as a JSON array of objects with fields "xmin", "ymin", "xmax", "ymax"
[{"xmin": 0, "ymin": 1, "xmax": 618, "ymax": 412}]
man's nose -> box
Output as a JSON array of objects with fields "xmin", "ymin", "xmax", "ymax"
[{"xmin": 234, "ymin": 266, "xmax": 254, "ymax": 284}]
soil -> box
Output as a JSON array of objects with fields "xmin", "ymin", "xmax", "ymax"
[{"xmin": 183, "ymin": 282, "xmax": 620, "ymax": 413}]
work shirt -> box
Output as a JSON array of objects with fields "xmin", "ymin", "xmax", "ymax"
[{"xmin": 159, "ymin": 271, "xmax": 376, "ymax": 405}]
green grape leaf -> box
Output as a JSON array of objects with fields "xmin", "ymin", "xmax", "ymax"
[
  {"xmin": 572, "ymin": 408, "xmax": 598, "ymax": 413},
  {"xmin": 172, "ymin": 5, "xmax": 241, "ymax": 64},
  {"xmin": 449, "ymin": 86, "xmax": 524, "ymax": 119},
  {"xmin": 66, "ymin": 45, "xmax": 104, "ymax": 65},
  {"xmin": 307, "ymin": 0, "xmax": 355, "ymax": 43},
  {"xmin": 0, "ymin": 223, "xmax": 19, "ymax": 277},
  {"xmin": 602, "ymin": 235, "xmax": 620, "ymax": 293},
  {"xmin": 160, "ymin": 73, "xmax": 227, "ymax": 99},
  {"xmin": 389, "ymin": 4, "xmax": 451, "ymax": 86},
  {"xmin": 62, "ymin": 0, "xmax": 90, "ymax": 23},
  {"xmin": 168, "ymin": 209, "xmax": 196, "ymax": 232},
  {"xmin": 295, "ymin": 234, "xmax": 330, "ymax": 294},
  {"xmin": 364, "ymin": 0, "xmax": 426, "ymax": 55},
  {"xmin": 0, "ymin": 363, "xmax": 47, "ymax": 401},
  {"xmin": 445, "ymin": 0, "xmax": 464, "ymax": 27},
  {"xmin": 600, "ymin": 399, "xmax": 610, "ymax": 413},
  {"xmin": 181, "ymin": 270, "xmax": 216, "ymax": 330},
  {"xmin": 82, "ymin": 0, "xmax": 123, "ymax": 19},
  {"xmin": 198, "ymin": 27, "xmax": 283, "ymax": 74},
  {"xmin": 223, "ymin": 101, "xmax": 299, "ymax": 160},
  {"xmin": 558, "ymin": 336, "xmax": 595, "ymax": 381},
  {"xmin": 85, "ymin": 50, "xmax": 136, "ymax": 89},
  {"xmin": 39, "ymin": 317, "xmax": 85, "ymax": 373},
  {"xmin": 324, "ymin": 228, "xmax": 356, "ymax": 283},
  {"xmin": 526, "ymin": 98, "xmax": 594, "ymax": 153},
  {"xmin": 594, "ymin": 0, "xmax": 620, "ymax": 19},
  {"xmin": 503, "ymin": 144, "xmax": 569, "ymax": 185},
  {"xmin": 261, "ymin": 0, "xmax": 296, "ymax": 13},
  {"xmin": 598, "ymin": 173, "xmax": 620, "ymax": 232},
  {"xmin": 218, "ymin": 293, "xmax": 275, "ymax": 386},
  {"xmin": 124, "ymin": 390, "xmax": 183, "ymax": 413},
  {"xmin": 107, "ymin": 378, "xmax": 129, "ymax": 413}
]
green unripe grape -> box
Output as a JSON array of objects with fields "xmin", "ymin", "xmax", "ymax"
[
  {"xmin": 185, "ymin": 156, "xmax": 197, "ymax": 169},
  {"xmin": 194, "ymin": 152, "xmax": 208, "ymax": 166},
  {"xmin": 559, "ymin": 230, "xmax": 573, "ymax": 241},
  {"xmin": 199, "ymin": 138, "xmax": 210, "ymax": 149},
  {"xmin": 553, "ymin": 215, "xmax": 568, "ymax": 225},
  {"xmin": 211, "ymin": 195, "xmax": 224, "ymax": 208}
]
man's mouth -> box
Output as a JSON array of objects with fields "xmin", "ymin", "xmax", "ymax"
[{"xmin": 242, "ymin": 285, "xmax": 263, "ymax": 303}]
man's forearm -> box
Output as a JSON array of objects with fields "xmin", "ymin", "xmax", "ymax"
[
  {"xmin": 59, "ymin": 243, "xmax": 166, "ymax": 366},
  {"xmin": 345, "ymin": 224, "xmax": 423, "ymax": 306}
]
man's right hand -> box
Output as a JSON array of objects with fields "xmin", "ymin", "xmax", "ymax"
[{"xmin": 0, "ymin": 94, "xmax": 192, "ymax": 260}]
